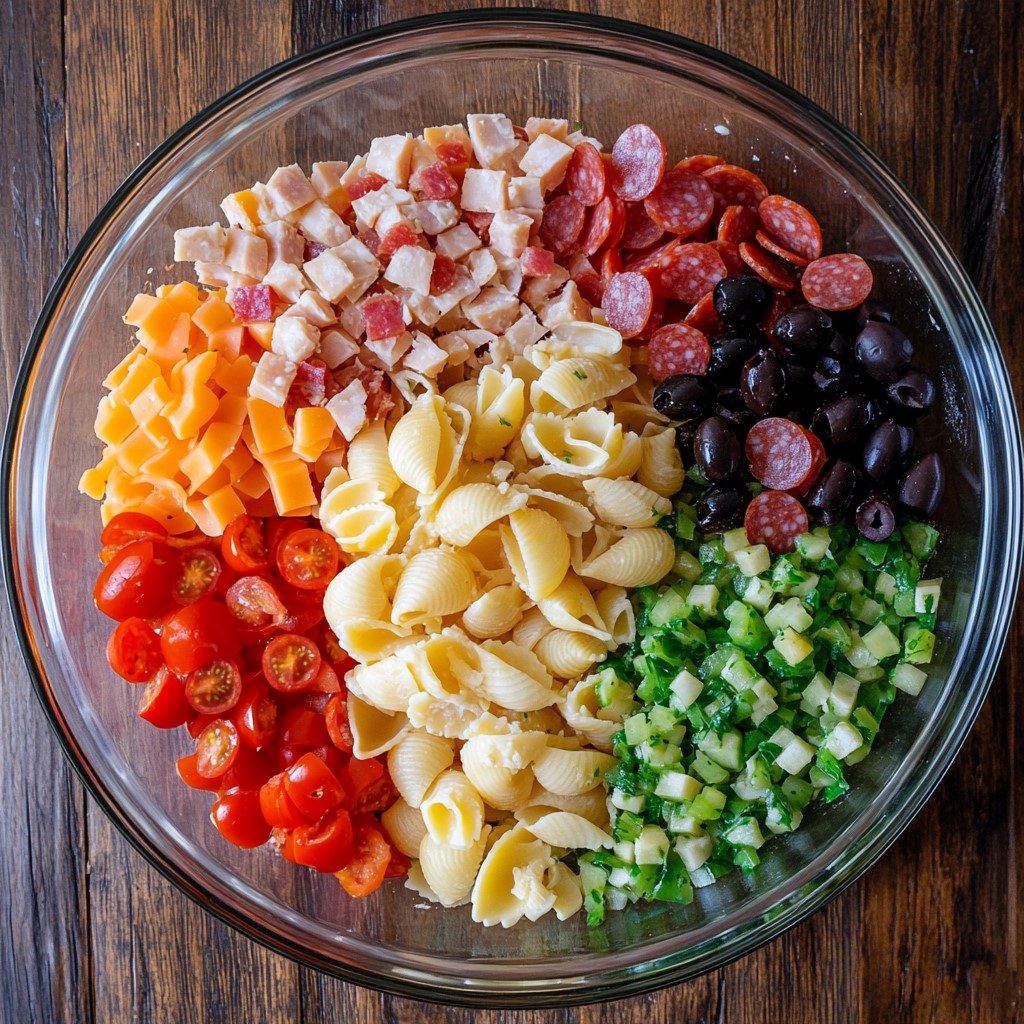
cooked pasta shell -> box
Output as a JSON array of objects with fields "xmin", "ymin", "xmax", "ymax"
[
  {"xmin": 333, "ymin": 618, "xmax": 416, "ymax": 665},
  {"xmin": 433, "ymin": 482, "xmax": 527, "ymax": 547},
  {"xmin": 522, "ymin": 810, "xmax": 613, "ymax": 851},
  {"xmin": 535, "ymin": 319, "xmax": 624, "ymax": 359},
  {"xmin": 546, "ymin": 860, "xmax": 585, "ymax": 922},
  {"xmin": 593, "ymin": 584, "xmax": 636, "ymax": 646},
  {"xmin": 323, "ymin": 554, "xmax": 405, "ymax": 625},
  {"xmin": 460, "ymin": 730, "xmax": 548, "ymax": 810},
  {"xmin": 388, "ymin": 393, "xmax": 459, "ymax": 495},
  {"xmin": 466, "ymin": 365, "xmax": 526, "ymax": 460},
  {"xmin": 537, "ymin": 573, "xmax": 610, "ymax": 641},
  {"xmin": 391, "ymin": 548, "xmax": 476, "ymax": 626},
  {"xmin": 348, "ymin": 657, "xmax": 419, "ymax": 713},
  {"xmin": 387, "ymin": 731, "xmax": 455, "ymax": 806},
  {"xmin": 406, "ymin": 690, "xmax": 487, "ymax": 740},
  {"xmin": 322, "ymin": 500, "xmax": 398, "ymax": 555},
  {"xmin": 475, "ymin": 639, "xmax": 558, "ymax": 711},
  {"xmin": 470, "ymin": 824, "xmax": 555, "ymax": 927},
  {"xmin": 405, "ymin": 629, "xmax": 481, "ymax": 699},
  {"xmin": 529, "ymin": 356, "xmax": 636, "ymax": 415},
  {"xmin": 594, "ymin": 430, "xmax": 643, "ymax": 479},
  {"xmin": 579, "ymin": 528, "xmax": 676, "ymax": 587},
  {"xmin": 500, "ymin": 507, "xmax": 570, "ymax": 602},
  {"xmin": 462, "ymin": 584, "xmax": 526, "ymax": 639},
  {"xmin": 418, "ymin": 827, "xmax": 491, "ymax": 908},
  {"xmin": 380, "ymin": 797, "xmax": 428, "ymax": 859},
  {"xmin": 521, "ymin": 408, "xmax": 621, "ymax": 476},
  {"xmin": 346, "ymin": 419, "xmax": 401, "ymax": 498},
  {"xmin": 533, "ymin": 629, "xmax": 607, "ymax": 679},
  {"xmin": 421, "ymin": 769, "xmax": 485, "ymax": 849},
  {"xmin": 561, "ymin": 673, "xmax": 637, "ymax": 752},
  {"xmin": 512, "ymin": 606, "xmax": 555, "ymax": 651},
  {"xmin": 390, "ymin": 368, "xmax": 437, "ymax": 403},
  {"xmin": 531, "ymin": 745, "xmax": 617, "ymax": 796},
  {"xmin": 583, "ymin": 476, "xmax": 672, "ymax": 528},
  {"xmin": 519, "ymin": 784, "xmax": 611, "ymax": 828},
  {"xmin": 346, "ymin": 695, "xmax": 409, "ymax": 758},
  {"xmin": 636, "ymin": 426, "xmax": 685, "ymax": 497},
  {"xmin": 517, "ymin": 486, "xmax": 594, "ymax": 537}
]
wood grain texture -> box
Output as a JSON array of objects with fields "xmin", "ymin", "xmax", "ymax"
[{"xmin": 2, "ymin": 1, "xmax": 1022, "ymax": 1021}]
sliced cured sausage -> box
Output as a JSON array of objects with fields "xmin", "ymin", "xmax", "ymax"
[
  {"xmin": 651, "ymin": 242, "xmax": 728, "ymax": 303},
  {"xmin": 539, "ymin": 193, "xmax": 586, "ymax": 255},
  {"xmin": 702, "ymin": 163, "xmax": 769, "ymax": 207},
  {"xmin": 744, "ymin": 490, "xmax": 809, "ymax": 553},
  {"xmin": 565, "ymin": 141, "xmax": 608, "ymax": 206},
  {"xmin": 647, "ymin": 323, "xmax": 712, "ymax": 380},
  {"xmin": 754, "ymin": 229, "xmax": 810, "ymax": 267},
  {"xmin": 758, "ymin": 194, "xmax": 822, "ymax": 262},
  {"xmin": 620, "ymin": 202, "xmax": 666, "ymax": 250},
  {"xmin": 674, "ymin": 153, "xmax": 725, "ymax": 175},
  {"xmin": 643, "ymin": 169, "xmax": 715, "ymax": 237},
  {"xmin": 578, "ymin": 193, "xmax": 626, "ymax": 256},
  {"xmin": 717, "ymin": 204, "xmax": 761, "ymax": 245},
  {"xmin": 738, "ymin": 241, "xmax": 798, "ymax": 291},
  {"xmin": 602, "ymin": 271, "xmax": 654, "ymax": 339},
  {"xmin": 745, "ymin": 416, "xmax": 820, "ymax": 492},
  {"xmin": 801, "ymin": 253, "xmax": 874, "ymax": 310},
  {"xmin": 609, "ymin": 124, "xmax": 667, "ymax": 201}
]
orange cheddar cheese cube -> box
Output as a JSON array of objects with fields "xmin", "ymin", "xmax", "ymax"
[
  {"xmin": 292, "ymin": 405, "xmax": 337, "ymax": 462},
  {"xmin": 94, "ymin": 395, "xmax": 137, "ymax": 448},
  {"xmin": 129, "ymin": 376, "xmax": 174, "ymax": 426},
  {"xmin": 264, "ymin": 458, "xmax": 317, "ymax": 515},
  {"xmin": 111, "ymin": 353, "xmax": 162, "ymax": 405},
  {"xmin": 159, "ymin": 280, "xmax": 204, "ymax": 315},
  {"xmin": 212, "ymin": 353, "xmax": 254, "ymax": 395},
  {"xmin": 191, "ymin": 292, "xmax": 235, "ymax": 336},
  {"xmin": 102, "ymin": 343, "xmax": 147, "ymax": 390},
  {"xmin": 246, "ymin": 397, "xmax": 293, "ymax": 454}
]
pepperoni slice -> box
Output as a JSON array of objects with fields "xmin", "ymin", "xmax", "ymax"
[
  {"xmin": 708, "ymin": 239, "xmax": 746, "ymax": 277},
  {"xmin": 600, "ymin": 246, "xmax": 624, "ymax": 289},
  {"xmin": 674, "ymin": 154, "xmax": 725, "ymax": 175},
  {"xmin": 651, "ymin": 242, "xmax": 728, "ymax": 303},
  {"xmin": 409, "ymin": 161, "xmax": 459, "ymax": 201},
  {"xmin": 578, "ymin": 193, "xmax": 626, "ymax": 257},
  {"xmin": 574, "ymin": 266, "xmax": 605, "ymax": 307},
  {"xmin": 620, "ymin": 202, "xmax": 666, "ymax": 250},
  {"xmin": 754, "ymin": 229, "xmax": 810, "ymax": 267},
  {"xmin": 609, "ymin": 124, "xmax": 667, "ymax": 201},
  {"xmin": 625, "ymin": 238, "xmax": 679, "ymax": 276},
  {"xmin": 643, "ymin": 169, "xmax": 715, "ymax": 237},
  {"xmin": 602, "ymin": 272, "xmax": 654, "ymax": 339},
  {"xmin": 647, "ymin": 323, "xmax": 712, "ymax": 380},
  {"xmin": 539, "ymin": 193, "xmax": 586, "ymax": 255},
  {"xmin": 565, "ymin": 141, "xmax": 607, "ymax": 206},
  {"xmin": 744, "ymin": 490, "xmax": 809, "ymax": 554},
  {"xmin": 716, "ymin": 204, "xmax": 760, "ymax": 245},
  {"xmin": 744, "ymin": 417, "xmax": 819, "ymax": 492},
  {"xmin": 798, "ymin": 426, "xmax": 827, "ymax": 493},
  {"xmin": 702, "ymin": 163, "xmax": 770, "ymax": 207},
  {"xmin": 683, "ymin": 290, "xmax": 724, "ymax": 335},
  {"xmin": 801, "ymin": 253, "xmax": 874, "ymax": 311},
  {"xmin": 738, "ymin": 241, "xmax": 798, "ymax": 291},
  {"xmin": 758, "ymin": 194, "xmax": 823, "ymax": 262}
]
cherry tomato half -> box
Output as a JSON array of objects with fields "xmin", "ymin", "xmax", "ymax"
[
  {"xmin": 94, "ymin": 539, "xmax": 176, "ymax": 621},
  {"xmin": 262, "ymin": 633, "xmax": 321, "ymax": 693},
  {"xmin": 138, "ymin": 667, "xmax": 194, "ymax": 729},
  {"xmin": 101, "ymin": 511, "xmax": 169, "ymax": 549},
  {"xmin": 195, "ymin": 719, "xmax": 240, "ymax": 779},
  {"xmin": 176, "ymin": 751, "xmax": 221, "ymax": 792},
  {"xmin": 278, "ymin": 705, "xmax": 331, "ymax": 749},
  {"xmin": 324, "ymin": 695, "xmax": 354, "ymax": 753},
  {"xmin": 221, "ymin": 514, "xmax": 270, "ymax": 574},
  {"xmin": 259, "ymin": 773, "xmax": 306, "ymax": 830},
  {"xmin": 335, "ymin": 817, "xmax": 393, "ymax": 897},
  {"xmin": 106, "ymin": 616, "xmax": 162, "ymax": 682},
  {"xmin": 276, "ymin": 528, "xmax": 340, "ymax": 591},
  {"xmin": 184, "ymin": 658, "xmax": 242, "ymax": 715},
  {"xmin": 288, "ymin": 806, "xmax": 354, "ymax": 872},
  {"xmin": 211, "ymin": 789, "xmax": 272, "ymax": 848},
  {"xmin": 225, "ymin": 576, "xmax": 288, "ymax": 630},
  {"xmin": 283, "ymin": 751, "xmax": 345, "ymax": 822},
  {"xmin": 233, "ymin": 686, "xmax": 278, "ymax": 750},
  {"xmin": 173, "ymin": 547, "xmax": 222, "ymax": 605},
  {"xmin": 161, "ymin": 600, "xmax": 242, "ymax": 676}
]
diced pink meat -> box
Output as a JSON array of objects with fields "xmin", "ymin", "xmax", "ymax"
[
  {"xmin": 521, "ymin": 246, "xmax": 556, "ymax": 278},
  {"xmin": 289, "ymin": 359, "xmax": 329, "ymax": 408},
  {"xmin": 379, "ymin": 223, "xmax": 425, "ymax": 256},
  {"xmin": 361, "ymin": 293, "xmax": 405, "ymax": 340},
  {"xmin": 230, "ymin": 284, "xmax": 274, "ymax": 322},
  {"xmin": 346, "ymin": 172, "xmax": 387, "ymax": 200},
  {"xmin": 409, "ymin": 161, "xmax": 459, "ymax": 201}
]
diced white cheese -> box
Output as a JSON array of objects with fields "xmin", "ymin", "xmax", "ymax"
[
  {"xmin": 500, "ymin": 306, "xmax": 546, "ymax": 351},
  {"xmin": 466, "ymin": 113, "xmax": 518, "ymax": 169},
  {"xmin": 435, "ymin": 222, "xmax": 483, "ymax": 260},
  {"xmin": 318, "ymin": 327, "xmax": 360, "ymax": 369},
  {"xmin": 173, "ymin": 224, "xmax": 227, "ymax": 263},
  {"xmin": 223, "ymin": 227, "xmax": 269, "ymax": 279},
  {"xmin": 460, "ymin": 168, "xmax": 509, "ymax": 213},
  {"xmin": 403, "ymin": 332, "xmax": 449, "ymax": 377},
  {"xmin": 365, "ymin": 133, "xmax": 415, "ymax": 186},
  {"xmin": 351, "ymin": 182, "xmax": 413, "ymax": 230},
  {"xmin": 258, "ymin": 220, "xmax": 305, "ymax": 266},
  {"xmin": 220, "ymin": 193, "xmax": 259, "ymax": 231},
  {"xmin": 524, "ymin": 116, "xmax": 569, "ymax": 143},
  {"xmin": 303, "ymin": 247, "xmax": 356, "ymax": 304},
  {"xmin": 462, "ymin": 285, "xmax": 521, "ymax": 334},
  {"xmin": 393, "ymin": 286, "xmax": 442, "ymax": 328},
  {"xmin": 567, "ymin": 129, "xmax": 603, "ymax": 151},
  {"xmin": 521, "ymin": 265, "xmax": 571, "ymax": 310},
  {"xmin": 539, "ymin": 280, "xmax": 592, "ymax": 328},
  {"xmin": 192, "ymin": 262, "xmax": 233, "ymax": 288},
  {"xmin": 249, "ymin": 351, "xmax": 298, "ymax": 407},
  {"xmin": 263, "ymin": 259, "xmax": 306, "ymax": 303},
  {"xmin": 333, "ymin": 237, "xmax": 381, "ymax": 302},
  {"xmin": 282, "ymin": 290, "xmax": 336, "ymax": 329},
  {"xmin": 363, "ymin": 331, "xmax": 413, "ymax": 370},
  {"xmin": 310, "ymin": 160, "xmax": 349, "ymax": 206},
  {"xmin": 507, "ymin": 174, "xmax": 545, "ymax": 212},
  {"xmin": 266, "ymin": 164, "xmax": 317, "ymax": 217},
  {"xmin": 383, "ymin": 244, "xmax": 436, "ymax": 296},
  {"xmin": 466, "ymin": 247, "xmax": 499, "ymax": 288},
  {"xmin": 249, "ymin": 183, "xmax": 278, "ymax": 225},
  {"xmin": 412, "ymin": 199, "xmax": 460, "ymax": 235},
  {"xmin": 408, "ymin": 137, "xmax": 437, "ymax": 176},
  {"xmin": 490, "ymin": 249, "xmax": 524, "ymax": 296},
  {"xmin": 517, "ymin": 134, "xmax": 574, "ymax": 192},
  {"xmin": 488, "ymin": 210, "xmax": 534, "ymax": 258},
  {"xmin": 271, "ymin": 316, "xmax": 319, "ymax": 364},
  {"xmin": 326, "ymin": 379, "xmax": 369, "ymax": 441},
  {"xmin": 339, "ymin": 153, "xmax": 367, "ymax": 187},
  {"xmin": 335, "ymin": 298, "xmax": 365, "ymax": 339},
  {"xmin": 294, "ymin": 199, "xmax": 351, "ymax": 246}
]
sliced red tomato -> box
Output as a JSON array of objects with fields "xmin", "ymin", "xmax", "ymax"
[
  {"xmin": 106, "ymin": 617, "xmax": 162, "ymax": 682},
  {"xmin": 275, "ymin": 529, "xmax": 340, "ymax": 590},
  {"xmin": 278, "ymin": 589, "xmax": 325, "ymax": 635},
  {"xmin": 94, "ymin": 539, "xmax": 176, "ymax": 621},
  {"xmin": 310, "ymin": 661, "xmax": 342, "ymax": 694},
  {"xmin": 161, "ymin": 600, "xmax": 242, "ymax": 676},
  {"xmin": 233, "ymin": 686, "xmax": 278, "ymax": 750},
  {"xmin": 324, "ymin": 695, "xmax": 354, "ymax": 753},
  {"xmin": 218, "ymin": 746, "xmax": 276, "ymax": 793},
  {"xmin": 341, "ymin": 756, "xmax": 397, "ymax": 814},
  {"xmin": 262, "ymin": 633, "xmax": 321, "ymax": 693},
  {"xmin": 259, "ymin": 773, "xmax": 307, "ymax": 829},
  {"xmin": 265, "ymin": 517, "xmax": 307, "ymax": 561},
  {"xmin": 335, "ymin": 817, "xmax": 393, "ymax": 897},
  {"xmin": 283, "ymin": 751, "xmax": 345, "ymax": 822},
  {"xmin": 184, "ymin": 658, "xmax": 242, "ymax": 715},
  {"xmin": 225, "ymin": 576, "xmax": 288, "ymax": 630},
  {"xmin": 278, "ymin": 705, "xmax": 331, "ymax": 749},
  {"xmin": 211, "ymin": 789, "xmax": 272, "ymax": 848},
  {"xmin": 176, "ymin": 751, "xmax": 221, "ymax": 792},
  {"xmin": 173, "ymin": 547, "xmax": 222, "ymax": 605},
  {"xmin": 221, "ymin": 515, "xmax": 270, "ymax": 574},
  {"xmin": 288, "ymin": 806, "xmax": 354, "ymax": 872},
  {"xmin": 138, "ymin": 667, "xmax": 194, "ymax": 729},
  {"xmin": 101, "ymin": 511, "xmax": 169, "ymax": 549},
  {"xmin": 195, "ymin": 719, "xmax": 240, "ymax": 779}
]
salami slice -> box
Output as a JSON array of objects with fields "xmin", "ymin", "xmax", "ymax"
[
  {"xmin": 744, "ymin": 490, "xmax": 809, "ymax": 553},
  {"xmin": 609, "ymin": 124, "xmax": 667, "ymax": 201},
  {"xmin": 683, "ymin": 290, "xmax": 725, "ymax": 335},
  {"xmin": 674, "ymin": 153, "xmax": 725, "ymax": 175},
  {"xmin": 643, "ymin": 169, "xmax": 715, "ymax": 237},
  {"xmin": 647, "ymin": 323, "xmax": 712, "ymax": 380},
  {"xmin": 716, "ymin": 204, "xmax": 760, "ymax": 245},
  {"xmin": 625, "ymin": 238, "xmax": 679, "ymax": 276},
  {"xmin": 754, "ymin": 229, "xmax": 810, "ymax": 267},
  {"xmin": 600, "ymin": 246, "xmax": 624, "ymax": 289},
  {"xmin": 738, "ymin": 241, "xmax": 798, "ymax": 291},
  {"xmin": 798, "ymin": 426, "xmax": 827, "ymax": 493},
  {"xmin": 574, "ymin": 265, "xmax": 605, "ymax": 306},
  {"xmin": 602, "ymin": 271, "xmax": 654, "ymax": 339},
  {"xmin": 744, "ymin": 416, "xmax": 818, "ymax": 492},
  {"xmin": 620, "ymin": 202, "xmax": 665, "ymax": 250},
  {"xmin": 652, "ymin": 242, "xmax": 728, "ymax": 303},
  {"xmin": 539, "ymin": 193, "xmax": 586, "ymax": 255},
  {"xmin": 801, "ymin": 253, "xmax": 874, "ymax": 311},
  {"xmin": 708, "ymin": 239, "xmax": 746, "ymax": 277},
  {"xmin": 702, "ymin": 163, "xmax": 769, "ymax": 208},
  {"xmin": 565, "ymin": 141, "xmax": 608, "ymax": 206},
  {"xmin": 578, "ymin": 193, "xmax": 626, "ymax": 256},
  {"xmin": 758, "ymin": 194, "xmax": 822, "ymax": 261}
]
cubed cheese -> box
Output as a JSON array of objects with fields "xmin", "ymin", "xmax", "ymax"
[
  {"xmin": 363, "ymin": 331, "xmax": 413, "ymax": 371},
  {"xmin": 294, "ymin": 199, "xmax": 351, "ymax": 246},
  {"xmin": 365, "ymin": 133, "xmax": 415, "ymax": 185},
  {"xmin": 488, "ymin": 210, "xmax": 534, "ymax": 258},
  {"xmin": 412, "ymin": 199, "xmax": 460, "ymax": 235},
  {"xmin": 507, "ymin": 174, "xmax": 545, "ymax": 212},
  {"xmin": 318, "ymin": 327, "xmax": 360, "ymax": 369},
  {"xmin": 282, "ymin": 290, "xmax": 336, "ymax": 329},
  {"xmin": 263, "ymin": 259, "xmax": 306, "ymax": 303},
  {"xmin": 258, "ymin": 220, "xmax": 305, "ymax": 266},
  {"xmin": 524, "ymin": 116, "xmax": 569, "ymax": 143},
  {"xmin": 304, "ymin": 247, "xmax": 356, "ymax": 304},
  {"xmin": 223, "ymin": 228, "xmax": 269, "ymax": 279},
  {"xmin": 500, "ymin": 306, "xmax": 546, "ymax": 353},
  {"xmin": 351, "ymin": 182, "xmax": 413, "ymax": 230},
  {"xmin": 333, "ymin": 237, "xmax": 380, "ymax": 302},
  {"xmin": 435, "ymin": 222, "xmax": 482, "ymax": 260},
  {"xmin": 266, "ymin": 164, "xmax": 317, "ymax": 217},
  {"xmin": 460, "ymin": 168, "xmax": 509, "ymax": 213},
  {"xmin": 403, "ymin": 332, "xmax": 449, "ymax": 377},
  {"xmin": 271, "ymin": 316, "xmax": 319, "ymax": 364},
  {"xmin": 517, "ymin": 134, "xmax": 574, "ymax": 192},
  {"xmin": 383, "ymin": 244, "xmax": 436, "ymax": 296},
  {"xmin": 466, "ymin": 113, "xmax": 518, "ymax": 168},
  {"xmin": 326, "ymin": 379, "xmax": 369, "ymax": 441},
  {"xmin": 249, "ymin": 351, "xmax": 297, "ymax": 406},
  {"xmin": 432, "ymin": 265, "xmax": 480, "ymax": 317},
  {"xmin": 310, "ymin": 160, "xmax": 349, "ymax": 208},
  {"xmin": 173, "ymin": 225, "xmax": 227, "ymax": 263},
  {"xmin": 461, "ymin": 285, "xmax": 521, "ymax": 334},
  {"xmin": 539, "ymin": 280, "xmax": 592, "ymax": 328},
  {"xmin": 466, "ymin": 247, "xmax": 499, "ymax": 287}
]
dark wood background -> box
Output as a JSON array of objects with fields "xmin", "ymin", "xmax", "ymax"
[{"xmin": 3, "ymin": 1, "xmax": 1022, "ymax": 1021}]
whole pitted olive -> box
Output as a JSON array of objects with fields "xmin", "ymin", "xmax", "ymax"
[
  {"xmin": 863, "ymin": 420, "xmax": 914, "ymax": 481},
  {"xmin": 772, "ymin": 305, "xmax": 835, "ymax": 358},
  {"xmin": 898, "ymin": 453, "xmax": 945, "ymax": 518},
  {"xmin": 835, "ymin": 299, "xmax": 894, "ymax": 335},
  {"xmin": 805, "ymin": 459, "xmax": 861, "ymax": 525},
  {"xmin": 653, "ymin": 374, "xmax": 717, "ymax": 420},
  {"xmin": 812, "ymin": 350, "xmax": 862, "ymax": 399},
  {"xmin": 695, "ymin": 485, "xmax": 750, "ymax": 532},
  {"xmin": 712, "ymin": 276, "xmax": 773, "ymax": 327},
  {"xmin": 674, "ymin": 422, "xmax": 697, "ymax": 467},
  {"xmin": 740, "ymin": 349, "xmax": 787, "ymax": 416},
  {"xmin": 886, "ymin": 368, "xmax": 936, "ymax": 414},
  {"xmin": 708, "ymin": 333, "xmax": 759, "ymax": 382},
  {"xmin": 812, "ymin": 394, "xmax": 877, "ymax": 446},
  {"xmin": 856, "ymin": 492, "xmax": 897, "ymax": 541},
  {"xmin": 853, "ymin": 321, "xmax": 914, "ymax": 382},
  {"xmin": 694, "ymin": 416, "xmax": 742, "ymax": 483}
]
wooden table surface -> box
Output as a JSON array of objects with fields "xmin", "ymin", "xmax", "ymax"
[{"xmin": 3, "ymin": 1, "xmax": 1022, "ymax": 1021}]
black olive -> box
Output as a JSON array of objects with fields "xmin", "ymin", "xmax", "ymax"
[
  {"xmin": 712, "ymin": 276, "xmax": 773, "ymax": 328},
  {"xmin": 782, "ymin": 362, "xmax": 817, "ymax": 414},
  {"xmin": 772, "ymin": 305, "xmax": 835, "ymax": 358},
  {"xmin": 805, "ymin": 459, "xmax": 862, "ymax": 525},
  {"xmin": 674, "ymin": 422, "xmax": 697, "ymax": 467},
  {"xmin": 812, "ymin": 350, "xmax": 862, "ymax": 399},
  {"xmin": 862, "ymin": 420, "xmax": 914, "ymax": 482},
  {"xmin": 853, "ymin": 321, "xmax": 914, "ymax": 383},
  {"xmin": 811, "ymin": 394, "xmax": 877, "ymax": 446},
  {"xmin": 885, "ymin": 368, "xmax": 936, "ymax": 415},
  {"xmin": 652, "ymin": 374, "xmax": 717, "ymax": 420},
  {"xmin": 695, "ymin": 486, "xmax": 750, "ymax": 532},
  {"xmin": 708, "ymin": 333, "xmax": 759, "ymax": 383},
  {"xmin": 694, "ymin": 416, "xmax": 743, "ymax": 483},
  {"xmin": 898, "ymin": 453, "xmax": 945, "ymax": 518},
  {"xmin": 740, "ymin": 350, "xmax": 787, "ymax": 416},
  {"xmin": 856, "ymin": 493, "xmax": 897, "ymax": 541},
  {"xmin": 833, "ymin": 299, "xmax": 894, "ymax": 336}
]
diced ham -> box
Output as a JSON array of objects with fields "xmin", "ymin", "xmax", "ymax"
[
  {"xmin": 383, "ymin": 244, "xmax": 436, "ymax": 295},
  {"xmin": 378, "ymin": 223, "xmax": 424, "ymax": 257},
  {"xmin": 521, "ymin": 246, "xmax": 556, "ymax": 278},
  {"xmin": 266, "ymin": 164, "xmax": 317, "ymax": 217},
  {"xmin": 249, "ymin": 351, "xmax": 298, "ymax": 407},
  {"xmin": 460, "ymin": 168, "xmax": 509, "ymax": 213},
  {"xmin": 229, "ymin": 283, "xmax": 274, "ymax": 322},
  {"xmin": 429, "ymin": 253, "xmax": 458, "ymax": 295},
  {"xmin": 325, "ymin": 379, "xmax": 369, "ymax": 441},
  {"xmin": 361, "ymin": 293, "xmax": 406, "ymax": 340},
  {"xmin": 334, "ymin": 363, "xmax": 394, "ymax": 421},
  {"xmin": 410, "ymin": 161, "xmax": 459, "ymax": 200},
  {"xmin": 345, "ymin": 171, "xmax": 387, "ymax": 201},
  {"xmin": 431, "ymin": 265, "xmax": 480, "ymax": 317},
  {"xmin": 271, "ymin": 316, "xmax": 320, "ymax": 363},
  {"xmin": 288, "ymin": 359, "xmax": 329, "ymax": 407}
]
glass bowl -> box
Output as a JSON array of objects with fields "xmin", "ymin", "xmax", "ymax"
[{"xmin": 4, "ymin": 9, "xmax": 1021, "ymax": 1008}]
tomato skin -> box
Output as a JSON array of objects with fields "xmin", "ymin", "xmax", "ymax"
[
  {"xmin": 176, "ymin": 751, "xmax": 221, "ymax": 792},
  {"xmin": 221, "ymin": 515, "xmax": 270, "ymax": 574},
  {"xmin": 335, "ymin": 817, "xmax": 393, "ymax": 897},
  {"xmin": 218, "ymin": 746, "xmax": 276, "ymax": 793},
  {"xmin": 324, "ymin": 695, "xmax": 354, "ymax": 753},
  {"xmin": 289, "ymin": 806, "xmax": 354, "ymax": 872},
  {"xmin": 276, "ymin": 528, "xmax": 341, "ymax": 591},
  {"xmin": 232, "ymin": 686, "xmax": 278, "ymax": 750},
  {"xmin": 101, "ymin": 511, "xmax": 169, "ymax": 549},
  {"xmin": 94, "ymin": 539, "xmax": 176, "ymax": 621},
  {"xmin": 211, "ymin": 789, "xmax": 272, "ymax": 848},
  {"xmin": 161, "ymin": 600, "xmax": 242, "ymax": 676},
  {"xmin": 283, "ymin": 752, "xmax": 345, "ymax": 822},
  {"xmin": 138, "ymin": 668, "xmax": 194, "ymax": 729},
  {"xmin": 259, "ymin": 773, "xmax": 307, "ymax": 829},
  {"xmin": 226, "ymin": 576, "xmax": 288, "ymax": 630},
  {"xmin": 278, "ymin": 705, "xmax": 331, "ymax": 749},
  {"xmin": 184, "ymin": 658, "xmax": 242, "ymax": 715},
  {"xmin": 106, "ymin": 617, "xmax": 163, "ymax": 682},
  {"xmin": 262, "ymin": 633, "xmax": 322, "ymax": 693},
  {"xmin": 265, "ymin": 517, "xmax": 308, "ymax": 561},
  {"xmin": 195, "ymin": 719, "xmax": 240, "ymax": 779},
  {"xmin": 172, "ymin": 547, "xmax": 222, "ymax": 605},
  {"xmin": 340, "ymin": 756, "xmax": 397, "ymax": 814}
]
